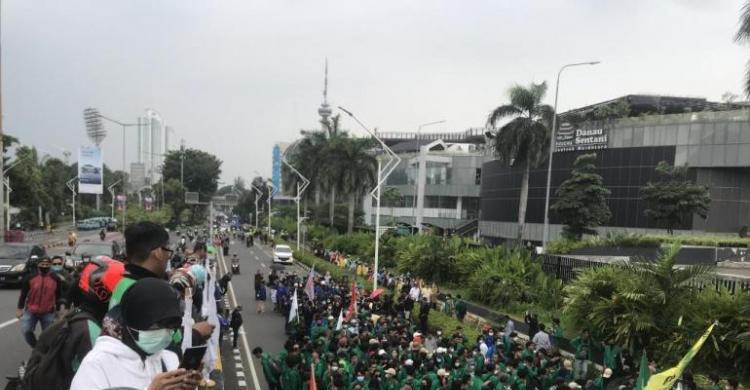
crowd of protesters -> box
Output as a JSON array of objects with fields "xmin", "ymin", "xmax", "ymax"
[{"xmin": 250, "ymin": 266, "xmax": 631, "ymax": 390}]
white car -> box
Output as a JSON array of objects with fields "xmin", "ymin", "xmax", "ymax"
[{"xmin": 272, "ymin": 245, "xmax": 294, "ymax": 264}]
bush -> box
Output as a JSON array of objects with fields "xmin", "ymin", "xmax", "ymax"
[
  {"xmin": 465, "ymin": 248, "xmax": 561, "ymax": 312},
  {"xmin": 394, "ymin": 236, "xmax": 471, "ymax": 284},
  {"xmin": 546, "ymin": 232, "xmax": 748, "ymax": 255}
]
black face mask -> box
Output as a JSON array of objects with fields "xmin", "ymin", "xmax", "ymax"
[{"xmin": 38, "ymin": 267, "xmax": 50, "ymax": 274}]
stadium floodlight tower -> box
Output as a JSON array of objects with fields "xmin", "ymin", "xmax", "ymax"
[{"xmin": 83, "ymin": 108, "xmax": 107, "ymax": 146}]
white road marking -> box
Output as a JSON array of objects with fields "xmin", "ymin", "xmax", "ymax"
[
  {"xmin": 254, "ymin": 255, "xmax": 259, "ymax": 260},
  {"xmin": 219, "ymin": 250, "xmax": 262, "ymax": 390},
  {"xmin": 238, "ymin": 380, "xmax": 247, "ymax": 387},
  {"xmin": 0, "ymin": 318, "xmax": 19, "ymax": 330}
]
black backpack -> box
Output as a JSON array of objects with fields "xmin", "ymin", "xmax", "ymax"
[{"xmin": 21, "ymin": 310, "xmax": 96, "ymax": 390}]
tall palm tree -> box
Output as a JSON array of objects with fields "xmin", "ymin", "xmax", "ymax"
[
  {"xmin": 487, "ymin": 82, "xmax": 554, "ymax": 241},
  {"xmin": 335, "ymin": 138, "xmax": 377, "ymax": 234},
  {"xmin": 736, "ymin": 2, "xmax": 750, "ymax": 96}
]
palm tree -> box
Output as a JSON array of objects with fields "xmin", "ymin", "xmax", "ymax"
[
  {"xmin": 335, "ymin": 138, "xmax": 377, "ymax": 234},
  {"xmin": 487, "ymin": 82, "xmax": 554, "ymax": 241},
  {"xmin": 736, "ymin": 2, "xmax": 750, "ymax": 96}
]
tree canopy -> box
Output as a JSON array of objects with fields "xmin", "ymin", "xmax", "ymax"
[
  {"xmin": 641, "ymin": 161, "xmax": 710, "ymax": 234},
  {"xmin": 551, "ymin": 153, "xmax": 611, "ymax": 240}
]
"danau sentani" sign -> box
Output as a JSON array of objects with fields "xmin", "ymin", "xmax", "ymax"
[{"xmin": 555, "ymin": 122, "xmax": 609, "ymax": 152}]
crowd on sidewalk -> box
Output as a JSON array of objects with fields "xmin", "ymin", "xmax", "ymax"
[{"xmin": 250, "ymin": 264, "xmax": 696, "ymax": 390}]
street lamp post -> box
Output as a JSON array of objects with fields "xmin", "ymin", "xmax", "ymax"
[
  {"xmin": 251, "ymin": 184, "xmax": 262, "ymax": 230},
  {"xmin": 267, "ymin": 180, "xmax": 274, "ymax": 237},
  {"xmin": 108, "ymin": 179, "xmax": 122, "ymax": 220},
  {"xmin": 66, "ymin": 177, "xmax": 78, "ymax": 227},
  {"xmin": 412, "ymin": 120, "xmax": 445, "ymax": 234},
  {"xmin": 282, "ymin": 143, "xmax": 311, "ymax": 251},
  {"xmin": 542, "ymin": 61, "xmax": 600, "ymax": 251},
  {"xmin": 338, "ymin": 106, "xmax": 401, "ymax": 290}
]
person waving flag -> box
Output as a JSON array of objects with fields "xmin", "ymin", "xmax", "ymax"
[{"xmin": 304, "ymin": 266, "xmax": 315, "ymax": 301}]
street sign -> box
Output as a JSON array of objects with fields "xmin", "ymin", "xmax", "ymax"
[
  {"xmin": 225, "ymin": 194, "xmax": 238, "ymax": 206},
  {"xmin": 185, "ymin": 192, "xmax": 200, "ymax": 205}
]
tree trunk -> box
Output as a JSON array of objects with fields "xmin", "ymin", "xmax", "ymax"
[
  {"xmin": 347, "ymin": 192, "xmax": 356, "ymax": 234},
  {"xmin": 315, "ymin": 188, "xmax": 320, "ymax": 206},
  {"xmin": 329, "ymin": 187, "xmax": 336, "ymax": 228},
  {"xmin": 517, "ymin": 159, "xmax": 530, "ymax": 242}
]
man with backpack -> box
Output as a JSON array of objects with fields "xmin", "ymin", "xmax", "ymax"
[
  {"xmin": 22, "ymin": 258, "xmax": 126, "ymax": 390},
  {"xmin": 16, "ymin": 256, "xmax": 64, "ymax": 348}
]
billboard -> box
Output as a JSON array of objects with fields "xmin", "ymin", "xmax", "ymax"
[
  {"xmin": 130, "ymin": 163, "xmax": 146, "ymax": 189},
  {"xmin": 78, "ymin": 146, "xmax": 103, "ymax": 194},
  {"xmin": 555, "ymin": 122, "xmax": 609, "ymax": 152},
  {"xmin": 116, "ymin": 195, "xmax": 126, "ymax": 211},
  {"xmin": 272, "ymin": 144, "xmax": 282, "ymax": 195}
]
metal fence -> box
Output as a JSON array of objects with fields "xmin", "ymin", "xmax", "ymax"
[{"xmin": 540, "ymin": 254, "xmax": 750, "ymax": 294}]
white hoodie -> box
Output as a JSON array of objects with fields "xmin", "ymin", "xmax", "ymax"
[{"xmin": 70, "ymin": 335, "xmax": 179, "ymax": 390}]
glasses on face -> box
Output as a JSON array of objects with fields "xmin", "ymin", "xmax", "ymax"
[
  {"xmin": 52, "ymin": 262, "xmax": 63, "ymax": 266},
  {"xmin": 161, "ymin": 246, "xmax": 174, "ymax": 257}
]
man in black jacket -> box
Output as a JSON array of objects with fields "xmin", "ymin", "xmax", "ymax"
[{"xmin": 231, "ymin": 306, "xmax": 244, "ymax": 348}]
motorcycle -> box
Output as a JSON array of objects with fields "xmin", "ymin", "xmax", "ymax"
[{"xmin": 231, "ymin": 260, "xmax": 240, "ymax": 274}]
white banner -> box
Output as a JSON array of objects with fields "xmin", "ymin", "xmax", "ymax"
[{"xmin": 78, "ymin": 146, "xmax": 103, "ymax": 194}]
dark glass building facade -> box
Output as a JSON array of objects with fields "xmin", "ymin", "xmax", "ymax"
[{"xmin": 479, "ymin": 98, "xmax": 750, "ymax": 242}]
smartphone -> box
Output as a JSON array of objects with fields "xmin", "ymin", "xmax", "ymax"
[{"xmin": 179, "ymin": 345, "xmax": 208, "ymax": 370}]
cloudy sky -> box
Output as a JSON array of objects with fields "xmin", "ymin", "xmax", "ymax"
[{"xmin": 5, "ymin": 0, "xmax": 748, "ymax": 182}]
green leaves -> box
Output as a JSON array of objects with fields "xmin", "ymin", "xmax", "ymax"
[
  {"xmin": 641, "ymin": 161, "xmax": 711, "ymax": 234},
  {"xmin": 551, "ymin": 153, "xmax": 611, "ymax": 240}
]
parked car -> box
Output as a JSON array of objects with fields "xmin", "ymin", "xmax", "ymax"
[
  {"xmin": 80, "ymin": 164, "xmax": 101, "ymax": 184},
  {"xmin": 66, "ymin": 241, "xmax": 123, "ymax": 268},
  {"xmin": 0, "ymin": 243, "xmax": 47, "ymax": 287},
  {"xmin": 76, "ymin": 220, "xmax": 100, "ymax": 230},
  {"xmin": 272, "ymin": 244, "xmax": 294, "ymax": 265}
]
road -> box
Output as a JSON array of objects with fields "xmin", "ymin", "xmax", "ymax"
[
  {"xmin": 0, "ymin": 230, "xmax": 118, "ymax": 387},
  {"xmin": 219, "ymin": 238, "xmax": 306, "ymax": 390},
  {"xmin": 0, "ymin": 231, "xmax": 299, "ymax": 389}
]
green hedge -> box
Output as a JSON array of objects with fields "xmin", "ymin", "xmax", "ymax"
[{"xmin": 547, "ymin": 232, "xmax": 750, "ymax": 254}]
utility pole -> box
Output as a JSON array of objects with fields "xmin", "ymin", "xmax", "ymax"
[{"xmin": 66, "ymin": 177, "xmax": 78, "ymax": 227}]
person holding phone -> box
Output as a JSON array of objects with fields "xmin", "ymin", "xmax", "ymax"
[{"xmin": 71, "ymin": 278, "xmax": 201, "ymax": 389}]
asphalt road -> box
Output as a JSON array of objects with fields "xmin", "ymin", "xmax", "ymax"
[
  {"xmin": 0, "ymin": 230, "xmax": 119, "ymax": 387},
  {"xmin": 220, "ymin": 238, "xmax": 307, "ymax": 390}
]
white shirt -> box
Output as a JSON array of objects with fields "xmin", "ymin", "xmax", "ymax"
[
  {"xmin": 504, "ymin": 319, "xmax": 515, "ymax": 336},
  {"xmin": 532, "ymin": 330, "xmax": 552, "ymax": 351},
  {"xmin": 409, "ymin": 286, "xmax": 421, "ymax": 301},
  {"xmin": 71, "ymin": 336, "xmax": 179, "ymax": 390}
]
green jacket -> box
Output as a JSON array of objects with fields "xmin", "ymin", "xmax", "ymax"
[
  {"xmin": 280, "ymin": 368, "xmax": 302, "ymax": 390},
  {"xmin": 261, "ymin": 353, "xmax": 280, "ymax": 385}
]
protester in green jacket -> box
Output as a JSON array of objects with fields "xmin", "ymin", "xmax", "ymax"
[{"xmin": 253, "ymin": 347, "xmax": 281, "ymax": 390}]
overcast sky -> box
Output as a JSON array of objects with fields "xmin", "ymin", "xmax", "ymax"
[{"xmin": 5, "ymin": 0, "xmax": 748, "ymax": 182}]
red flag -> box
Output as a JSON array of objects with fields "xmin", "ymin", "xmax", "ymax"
[
  {"xmin": 309, "ymin": 363, "xmax": 317, "ymax": 390},
  {"xmin": 345, "ymin": 281, "xmax": 357, "ymax": 321}
]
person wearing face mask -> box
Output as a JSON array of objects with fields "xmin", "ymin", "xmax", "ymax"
[
  {"xmin": 49, "ymin": 255, "xmax": 73, "ymax": 312},
  {"xmin": 102, "ymin": 222, "xmax": 214, "ymax": 344},
  {"xmin": 22, "ymin": 257, "xmax": 126, "ymax": 390},
  {"xmin": 16, "ymin": 256, "xmax": 64, "ymax": 347},
  {"xmin": 71, "ymin": 277, "xmax": 201, "ymax": 390}
]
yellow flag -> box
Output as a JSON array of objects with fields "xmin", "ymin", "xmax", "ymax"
[{"xmin": 645, "ymin": 322, "xmax": 717, "ymax": 390}]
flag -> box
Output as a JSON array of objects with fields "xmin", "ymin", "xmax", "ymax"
[
  {"xmin": 345, "ymin": 281, "xmax": 358, "ymax": 321},
  {"xmin": 335, "ymin": 309, "xmax": 344, "ymax": 331},
  {"xmin": 304, "ymin": 266, "xmax": 315, "ymax": 301},
  {"xmin": 288, "ymin": 289, "xmax": 299, "ymax": 323},
  {"xmin": 635, "ymin": 351, "xmax": 650, "ymax": 390},
  {"xmin": 645, "ymin": 322, "xmax": 717, "ymax": 390},
  {"xmin": 309, "ymin": 363, "xmax": 317, "ymax": 390}
]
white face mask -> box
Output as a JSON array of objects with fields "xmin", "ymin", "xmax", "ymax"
[{"xmin": 132, "ymin": 327, "xmax": 174, "ymax": 355}]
